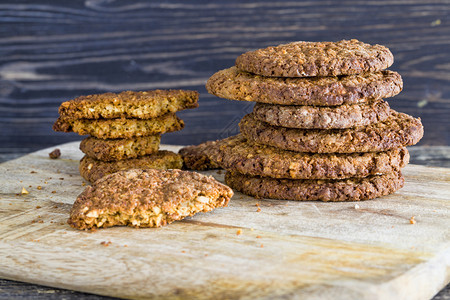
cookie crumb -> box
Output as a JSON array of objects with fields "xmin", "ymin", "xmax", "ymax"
[
  {"xmin": 30, "ymin": 171, "xmax": 37, "ymax": 174},
  {"xmin": 36, "ymin": 205, "xmax": 41, "ymax": 209},
  {"xmin": 256, "ymin": 207, "xmax": 261, "ymax": 212},
  {"xmin": 256, "ymin": 235, "xmax": 262, "ymax": 238},
  {"xmin": 100, "ymin": 241, "xmax": 111, "ymax": 246},
  {"xmin": 37, "ymin": 186, "xmax": 42, "ymax": 190},
  {"xmin": 236, "ymin": 229, "xmax": 242, "ymax": 235},
  {"xmin": 410, "ymin": 216, "xmax": 416, "ymax": 224},
  {"xmin": 51, "ymin": 191, "xmax": 56, "ymax": 194},
  {"xmin": 21, "ymin": 187, "xmax": 29, "ymax": 195},
  {"xmin": 49, "ymin": 149, "xmax": 61, "ymax": 159},
  {"xmin": 260, "ymin": 244, "xmax": 264, "ymax": 248}
]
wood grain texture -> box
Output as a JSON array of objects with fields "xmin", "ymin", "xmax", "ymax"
[
  {"xmin": 0, "ymin": 0, "xmax": 449, "ymax": 154},
  {"xmin": 0, "ymin": 142, "xmax": 449, "ymax": 300}
]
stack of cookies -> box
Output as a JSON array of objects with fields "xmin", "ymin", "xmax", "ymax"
[
  {"xmin": 53, "ymin": 90, "xmax": 199, "ymax": 183},
  {"xmin": 197, "ymin": 39, "xmax": 423, "ymax": 201}
]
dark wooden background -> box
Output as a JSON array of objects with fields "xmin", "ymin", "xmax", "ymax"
[
  {"xmin": 0, "ymin": 1, "xmax": 449, "ymax": 299},
  {"xmin": 0, "ymin": 0, "xmax": 449, "ymax": 156}
]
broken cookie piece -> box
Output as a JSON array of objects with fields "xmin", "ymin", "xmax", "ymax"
[{"xmin": 68, "ymin": 169, "xmax": 233, "ymax": 230}]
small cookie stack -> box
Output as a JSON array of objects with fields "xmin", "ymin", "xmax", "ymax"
[
  {"xmin": 202, "ymin": 39, "xmax": 423, "ymax": 201},
  {"xmin": 53, "ymin": 90, "xmax": 198, "ymax": 182}
]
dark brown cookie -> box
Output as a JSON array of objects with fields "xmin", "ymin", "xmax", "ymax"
[
  {"xmin": 239, "ymin": 111, "xmax": 423, "ymax": 153},
  {"xmin": 208, "ymin": 135, "xmax": 409, "ymax": 179},
  {"xmin": 58, "ymin": 90, "xmax": 198, "ymax": 121},
  {"xmin": 206, "ymin": 66, "xmax": 402, "ymax": 106},
  {"xmin": 235, "ymin": 39, "xmax": 394, "ymax": 77},
  {"xmin": 252, "ymin": 99, "xmax": 391, "ymax": 129},
  {"xmin": 69, "ymin": 168, "xmax": 233, "ymax": 230},
  {"xmin": 80, "ymin": 135, "xmax": 160, "ymax": 161},
  {"xmin": 225, "ymin": 171, "xmax": 404, "ymax": 202},
  {"xmin": 179, "ymin": 140, "xmax": 221, "ymax": 170},
  {"xmin": 53, "ymin": 113, "xmax": 184, "ymax": 139},
  {"xmin": 79, "ymin": 151, "xmax": 183, "ymax": 183}
]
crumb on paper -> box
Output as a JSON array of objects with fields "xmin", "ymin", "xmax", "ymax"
[
  {"xmin": 410, "ymin": 216, "xmax": 416, "ymax": 224},
  {"xmin": 256, "ymin": 235, "xmax": 262, "ymax": 239},
  {"xmin": 21, "ymin": 187, "xmax": 29, "ymax": 195},
  {"xmin": 49, "ymin": 148, "xmax": 61, "ymax": 159},
  {"xmin": 181, "ymin": 250, "xmax": 186, "ymax": 253},
  {"xmin": 236, "ymin": 229, "xmax": 242, "ymax": 235},
  {"xmin": 51, "ymin": 191, "xmax": 56, "ymax": 194},
  {"xmin": 256, "ymin": 207, "xmax": 261, "ymax": 212},
  {"xmin": 354, "ymin": 204, "xmax": 360, "ymax": 209},
  {"xmin": 30, "ymin": 171, "xmax": 37, "ymax": 174},
  {"xmin": 100, "ymin": 241, "xmax": 111, "ymax": 246},
  {"xmin": 82, "ymin": 182, "xmax": 86, "ymax": 186},
  {"xmin": 36, "ymin": 205, "xmax": 41, "ymax": 209},
  {"xmin": 37, "ymin": 186, "xmax": 42, "ymax": 190},
  {"xmin": 260, "ymin": 244, "xmax": 264, "ymax": 248}
]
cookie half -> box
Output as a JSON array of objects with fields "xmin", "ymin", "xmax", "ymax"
[
  {"xmin": 69, "ymin": 169, "xmax": 233, "ymax": 230},
  {"xmin": 235, "ymin": 39, "xmax": 394, "ymax": 77},
  {"xmin": 252, "ymin": 100, "xmax": 391, "ymax": 129},
  {"xmin": 53, "ymin": 113, "xmax": 184, "ymax": 139},
  {"xmin": 79, "ymin": 151, "xmax": 183, "ymax": 183},
  {"xmin": 80, "ymin": 135, "xmax": 160, "ymax": 161},
  {"xmin": 206, "ymin": 66, "xmax": 402, "ymax": 106},
  {"xmin": 208, "ymin": 135, "xmax": 409, "ymax": 179},
  {"xmin": 58, "ymin": 90, "xmax": 198, "ymax": 121},
  {"xmin": 239, "ymin": 111, "xmax": 423, "ymax": 153},
  {"xmin": 225, "ymin": 171, "xmax": 404, "ymax": 202},
  {"xmin": 179, "ymin": 140, "xmax": 221, "ymax": 170}
]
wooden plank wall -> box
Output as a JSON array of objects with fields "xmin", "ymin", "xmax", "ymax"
[{"xmin": 0, "ymin": 0, "xmax": 449, "ymax": 153}]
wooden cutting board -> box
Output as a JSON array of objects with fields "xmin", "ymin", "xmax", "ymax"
[{"xmin": 0, "ymin": 142, "xmax": 449, "ymax": 300}]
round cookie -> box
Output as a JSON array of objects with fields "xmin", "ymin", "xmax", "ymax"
[
  {"xmin": 53, "ymin": 113, "xmax": 184, "ymax": 139},
  {"xmin": 206, "ymin": 66, "xmax": 402, "ymax": 106},
  {"xmin": 252, "ymin": 100, "xmax": 391, "ymax": 129},
  {"xmin": 69, "ymin": 169, "xmax": 233, "ymax": 230},
  {"xmin": 79, "ymin": 151, "xmax": 183, "ymax": 183},
  {"xmin": 80, "ymin": 135, "xmax": 161, "ymax": 161},
  {"xmin": 235, "ymin": 39, "xmax": 394, "ymax": 77},
  {"xmin": 225, "ymin": 171, "xmax": 404, "ymax": 202},
  {"xmin": 58, "ymin": 90, "xmax": 198, "ymax": 121},
  {"xmin": 239, "ymin": 111, "xmax": 423, "ymax": 153},
  {"xmin": 209, "ymin": 135, "xmax": 409, "ymax": 180},
  {"xmin": 179, "ymin": 140, "xmax": 221, "ymax": 170}
]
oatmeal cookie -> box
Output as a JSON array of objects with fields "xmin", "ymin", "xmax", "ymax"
[
  {"xmin": 69, "ymin": 168, "xmax": 233, "ymax": 230},
  {"xmin": 80, "ymin": 135, "xmax": 160, "ymax": 161},
  {"xmin": 225, "ymin": 171, "xmax": 404, "ymax": 202},
  {"xmin": 53, "ymin": 113, "xmax": 184, "ymax": 139},
  {"xmin": 206, "ymin": 66, "xmax": 401, "ymax": 106},
  {"xmin": 179, "ymin": 140, "xmax": 221, "ymax": 170},
  {"xmin": 79, "ymin": 151, "xmax": 183, "ymax": 183},
  {"xmin": 58, "ymin": 90, "xmax": 198, "ymax": 120},
  {"xmin": 235, "ymin": 39, "xmax": 394, "ymax": 77},
  {"xmin": 252, "ymin": 99, "xmax": 391, "ymax": 129},
  {"xmin": 239, "ymin": 111, "xmax": 423, "ymax": 153},
  {"xmin": 209, "ymin": 135, "xmax": 409, "ymax": 179}
]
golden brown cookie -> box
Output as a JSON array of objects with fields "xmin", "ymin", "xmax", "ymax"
[
  {"xmin": 79, "ymin": 151, "xmax": 183, "ymax": 183},
  {"xmin": 69, "ymin": 169, "xmax": 233, "ymax": 230},
  {"xmin": 80, "ymin": 135, "xmax": 160, "ymax": 161},
  {"xmin": 53, "ymin": 113, "xmax": 184, "ymax": 139},
  {"xmin": 58, "ymin": 90, "xmax": 198, "ymax": 121},
  {"xmin": 235, "ymin": 39, "xmax": 394, "ymax": 77}
]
